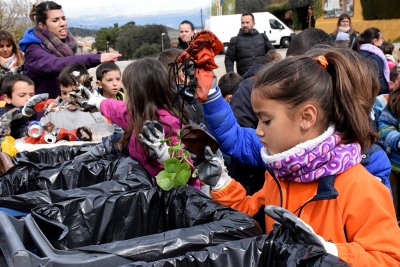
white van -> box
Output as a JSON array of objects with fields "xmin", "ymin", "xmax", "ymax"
[{"xmin": 205, "ymin": 12, "xmax": 295, "ymax": 51}]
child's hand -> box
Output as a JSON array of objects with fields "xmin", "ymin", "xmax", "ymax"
[
  {"xmin": 264, "ymin": 205, "xmax": 338, "ymax": 256},
  {"xmin": 22, "ymin": 93, "xmax": 49, "ymax": 117},
  {"xmin": 192, "ymin": 146, "xmax": 231, "ymax": 190},
  {"xmin": 79, "ymin": 87, "xmax": 105, "ymax": 110},
  {"xmin": 139, "ymin": 120, "xmax": 170, "ymax": 163}
]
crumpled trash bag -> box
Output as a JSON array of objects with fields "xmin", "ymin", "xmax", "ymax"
[
  {"xmin": 176, "ymin": 30, "xmax": 224, "ymax": 102},
  {"xmin": 119, "ymin": 228, "xmax": 349, "ymax": 267},
  {"xmin": 0, "ymin": 145, "xmax": 153, "ymax": 202},
  {"xmin": 118, "ymin": 208, "xmax": 350, "ymax": 267},
  {"xmin": 31, "ymin": 186, "xmax": 262, "ymax": 261}
]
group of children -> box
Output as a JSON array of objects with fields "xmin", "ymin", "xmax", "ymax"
[{"xmin": 0, "ymin": 28, "xmax": 400, "ymax": 266}]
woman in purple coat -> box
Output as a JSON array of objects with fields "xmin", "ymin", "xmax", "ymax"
[{"xmin": 19, "ymin": 1, "xmax": 120, "ymax": 98}]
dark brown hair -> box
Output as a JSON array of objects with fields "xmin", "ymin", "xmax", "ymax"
[
  {"xmin": 381, "ymin": 42, "xmax": 394, "ymax": 55},
  {"xmin": 253, "ymin": 49, "xmax": 376, "ymax": 151},
  {"xmin": 0, "ymin": 74, "xmax": 34, "ymax": 98},
  {"xmin": 30, "ymin": 1, "xmax": 62, "ymax": 25},
  {"xmin": 264, "ymin": 50, "xmax": 282, "ymax": 63},
  {"xmin": 157, "ymin": 48, "xmax": 183, "ymax": 85},
  {"xmin": 352, "ymin": 27, "xmax": 381, "ymax": 51},
  {"xmin": 218, "ymin": 72, "xmax": 243, "ymax": 98},
  {"xmin": 118, "ymin": 58, "xmax": 189, "ymax": 152},
  {"xmin": 0, "ymin": 30, "xmax": 24, "ymax": 66},
  {"xmin": 58, "ymin": 63, "xmax": 89, "ymax": 87}
]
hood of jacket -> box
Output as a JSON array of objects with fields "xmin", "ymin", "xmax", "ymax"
[{"xmin": 18, "ymin": 28, "xmax": 42, "ymax": 53}]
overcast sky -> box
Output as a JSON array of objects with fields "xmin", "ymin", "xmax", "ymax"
[{"xmin": 57, "ymin": 0, "xmax": 211, "ymax": 18}]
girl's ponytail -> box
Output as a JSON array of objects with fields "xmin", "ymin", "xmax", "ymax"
[{"xmin": 323, "ymin": 49, "xmax": 376, "ymax": 151}]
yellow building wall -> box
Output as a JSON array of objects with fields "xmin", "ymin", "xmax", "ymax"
[{"xmin": 315, "ymin": 0, "xmax": 400, "ymax": 41}]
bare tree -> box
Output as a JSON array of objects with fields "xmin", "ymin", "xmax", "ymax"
[{"xmin": 0, "ymin": 0, "xmax": 33, "ymax": 39}]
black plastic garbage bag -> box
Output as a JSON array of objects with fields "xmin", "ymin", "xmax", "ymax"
[
  {"xmin": 119, "ymin": 227, "xmax": 349, "ymax": 267},
  {"xmin": 0, "ymin": 145, "xmax": 153, "ymax": 198},
  {"xmin": 31, "ymin": 186, "xmax": 262, "ymax": 261},
  {"xmin": 0, "ymin": 179, "xmax": 153, "ymax": 211}
]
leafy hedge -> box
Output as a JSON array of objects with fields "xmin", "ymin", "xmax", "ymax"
[{"xmin": 360, "ymin": 0, "xmax": 400, "ymax": 20}]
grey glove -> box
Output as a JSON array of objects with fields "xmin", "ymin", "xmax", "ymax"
[
  {"xmin": 74, "ymin": 143, "xmax": 106, "ymax": 162},
  {"xmin": 22, "ymin": 93, "xmax": 49, "ymax": 117},
  {"xmin": 193, "ymin": 146, "xmax": 231, "ymax": 189},
  {"xmin": 139, "ymin": 120, "xmax": 170, "ymax": 163},
  {"xmin": 0, "ymin": 108, "xmax": 23, "ymax": 137},
  {"xmin": 264, "ymin": 205, "xmax": 338, "ymax": 255}
]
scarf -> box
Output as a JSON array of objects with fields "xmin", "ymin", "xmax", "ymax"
[
  {"xmin": 360, "ymin": 43, "xmax": 390, "ymax": 84},
  {"xmin": 261, "ymin": 126, "xmax": 361, "ymax": 183},
  {"xmin": 0, "ymin": 54, "xmax": 17, "ymax": 73},
  {"xmin": 33, "ymin": 26, "xmax": 77, "ymax": 57},
  {"xmin": 339, "ymin": 26, "xmax": 350, "ymax": 33}
]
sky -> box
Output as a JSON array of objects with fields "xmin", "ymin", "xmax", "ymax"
[{"xmin": 57, "ymin": 0, "xmax": 212, "ymax": 19}]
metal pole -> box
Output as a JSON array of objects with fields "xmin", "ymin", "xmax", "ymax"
[{"xmin": 161, "ymin": 33, "xmax": 165, "ymax": 51}]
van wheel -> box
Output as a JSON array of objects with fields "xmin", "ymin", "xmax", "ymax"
[{"xmin": 281, "ymin": 37, "xmax": 290, "ymax": 48}]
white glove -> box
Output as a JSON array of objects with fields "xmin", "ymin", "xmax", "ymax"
[
  {"xmin": 193, "ymin": 146, "xmax": 231, "ymax": 190},
  {"xmin": 139, "ymin": 120, "xmax": 170, "ymax": 163},
  {"xmin": 22, "ymin": 93, "xmax": 49, "ymax": 117},
  {"xmin": 264, "ymin": 205, "xmax": 338, "ymax": 256},
  {"xmin": 79, "ymin": 87, "xmax": 105, "ymax": 110}
]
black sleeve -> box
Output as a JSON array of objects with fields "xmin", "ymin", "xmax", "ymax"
[
  {"xmin": 374, "ymin": 55, "xmax": 390, "ymax": 94},
  {"xmin": 224, "ymin": 37, "xmax": 237, "ymax": 73},
  {"xmin": 230, "ymin": 78, "xmax": 258, "ymax": 128},
  {"xmin": 263, "ymin": 33, "xmax": 275, "ymax": 52}
]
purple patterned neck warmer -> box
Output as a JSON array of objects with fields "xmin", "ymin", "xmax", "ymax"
[
  {"xmin": 34, "ymin": 26, "xmax": 77, "ymax": 57},
  {"xmin": 261, "ymin": 126, "xmax": 361, "ymax": 183}
]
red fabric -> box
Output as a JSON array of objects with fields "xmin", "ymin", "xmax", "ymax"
[
  {"xmin": 24, "ymin": 128, "xmax": 78, "ymax": 144},
  {"xmin": 176, "ymin": 30, "xmax": 224, "ymax": 102}
]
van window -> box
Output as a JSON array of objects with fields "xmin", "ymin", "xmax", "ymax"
[{"xmin": 269, "ymin": 19, "xmax": 283, "ymax": 30}]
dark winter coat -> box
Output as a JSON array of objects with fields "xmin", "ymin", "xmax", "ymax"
[
  {"xmin": 176, "ymin": 37, "xmax": 190, "ymax": 50},
  {"xmin": 359, "ymin": 50, "xmax": 389, "ymax": 95},
  {"xmin": 0, "ymin": 104, "xmax": 35, "ymax": 139},
  {"xmin": 225, "ymin": 29, "xmax": 274, "ymax": 76}
]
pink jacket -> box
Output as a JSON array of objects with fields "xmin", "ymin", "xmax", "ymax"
[{"xmin": 100, "ymin": 99, "xmax": 200, "ymax": 189}]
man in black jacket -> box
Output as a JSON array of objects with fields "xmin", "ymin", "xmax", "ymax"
[{"xmin": 224, "ymin": 13, "xmax": 275, "ymax": 76}]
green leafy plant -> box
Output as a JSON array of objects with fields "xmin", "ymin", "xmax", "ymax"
[{"xmin": 155, "ymin": 131, "xmax": 198, "ymax": 191}]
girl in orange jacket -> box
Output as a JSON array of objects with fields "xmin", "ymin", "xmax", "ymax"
[{"xmin": 196, "ymin": 49, "xmax": 400, "ymax": 266}]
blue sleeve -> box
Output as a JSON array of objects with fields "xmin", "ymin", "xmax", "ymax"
[
  {"xmin": 378, "ymin": 108, "xmax": 400, "ymax": 151},
  {"xmin": 202, "ymin": 88, "xmax": 265, "ymax": 168},
  {"xmin": 362, "ymin": 146, "xmax": 392, "ymax": 194}
]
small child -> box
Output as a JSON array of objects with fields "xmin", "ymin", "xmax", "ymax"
[
  {"xmin": 374, "ymin": 67, "xmax": 399, "ymax": 120},
  {"xmin": 381, "ymin": 42, "xmax": 396, "ymax": 70},
  {"xmin": 217, "ymin": 72, "xmax": 243, "ymax": 102},
  {"xmin": 95, "ymin": 62, "xmax": 124, "ymax": 100},
  {"xmin": 39, "ymin": 63, "xmax": 111, "ymax": 131},
  {"xmin": 82, "ymin": 58, "xmax": 200, "ymax": 189},
  {"xmin": 198, "ymin": 51, "xmax": 400, "ymax": 265},
  {"xmin": 264, "ymin": 50, "xmax": 282, "ymax": 63},
  {"xmin": 0, "ymin": 74, "xmax": 35, "ymax": 139}
]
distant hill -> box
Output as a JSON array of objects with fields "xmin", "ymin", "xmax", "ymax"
[
  {"xmin": 67, "ymin": 8, "xmax": 208, "ymax": 30},
  {"xmin": 69, "ymin": 27, "xmax": 98, "ymax": 37}
]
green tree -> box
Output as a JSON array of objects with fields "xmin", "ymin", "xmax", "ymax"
[
  {"xmin": 235, "ymin": 0, "xmax": 271, "ymax": 14},
  {"xmin": 133, "ymin": 43, "xmax": 161, "ymax": 58},
  {"xmin": 92, "ymin": 23, "xmax": 119, "ymax": 52},
  {"xmin": 116, "ymin": 22, "xmax": 170, "ymax": 60}
]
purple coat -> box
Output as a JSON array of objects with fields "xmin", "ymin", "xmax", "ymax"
[
  {"xmin": 100, "ymin": 99, "xmax": 200, "ymax": 189},
  {"xmin": 23, "ymin": 44, "xmax": 101, "ymax": 98}
]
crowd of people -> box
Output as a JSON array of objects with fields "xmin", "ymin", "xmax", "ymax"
[{"xmin": 1, "ymin": 2, "xmax": 400, "ymax": 266}]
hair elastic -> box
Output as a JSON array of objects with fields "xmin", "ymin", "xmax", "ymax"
[{"xmin": 314, "ymin": 55, "xmax": 328, "ymax": 69}]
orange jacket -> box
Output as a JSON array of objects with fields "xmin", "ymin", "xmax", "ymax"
[{"xmin": 211, "ymin": 164, "xmax": 400, "ymax": 266}]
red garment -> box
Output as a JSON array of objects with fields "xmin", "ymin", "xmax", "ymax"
[{"xmin": 176, "ymin": 30, "xmax": 224, "ymax": 102}]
